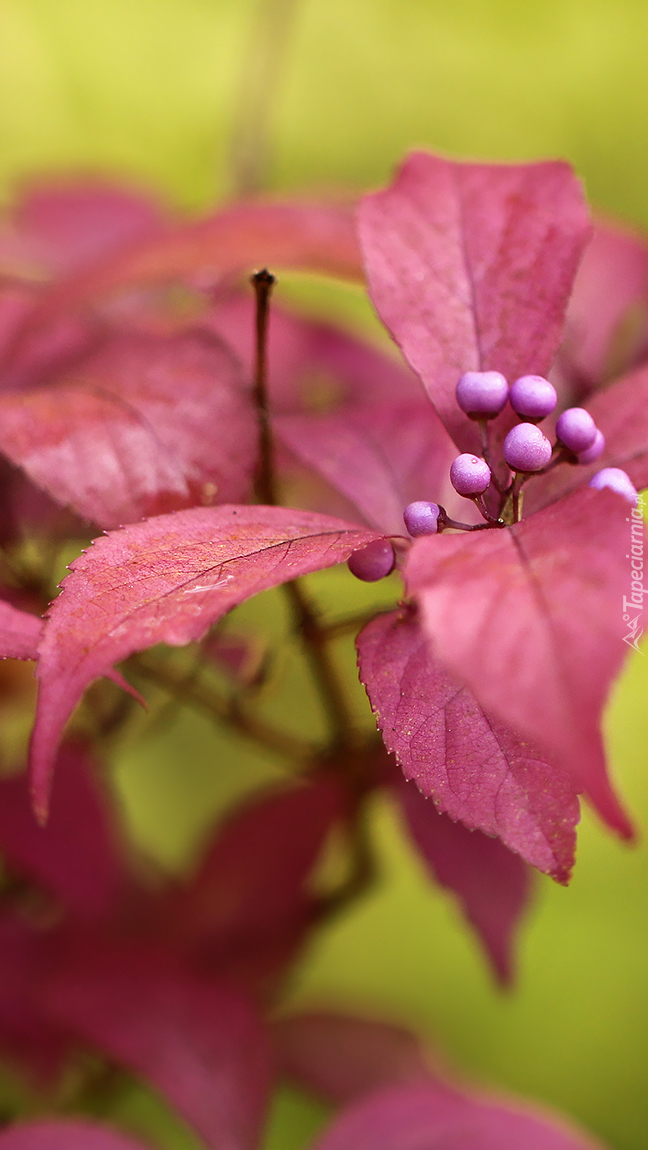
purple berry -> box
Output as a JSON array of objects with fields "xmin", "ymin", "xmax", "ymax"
[
  {"xmin": 589, "ymin": 468, "xmax": 638, "ymax": 505},
  {"xmin": 456, "ymin": 371, "xmax": 508, "ymax": 419},
  {"xmin": 577, "ymin": 428, "xmax": 605, "ymax": 465},
  {"xmin": 347, "ymin": 539, "xmax": 396, "ymax": 581},
  {"xmin": 503, "ymin": 423, "xmax": 552, "ymax": 472},
  {"xmin": 404, "ymin": 501, "xmax": 441, "ymax": 536},
  {"xmin": 509, "ymin": 375, "xmax": 557, "ymax": 421},
  {"xmin": 449, "ymin": 454, "xmax": 491, "ymax": 496},
  {"xmin": 555, "ymin": 407, "xmax": 597, "ymax": 453}
]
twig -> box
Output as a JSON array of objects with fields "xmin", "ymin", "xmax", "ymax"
[
  {"xmin": 129, "ymin": 651, "xmax": 315, "ymax": 766},
  {"xmin": 251, "ymin": 268, "xmax": 278, "ymax": 505}
]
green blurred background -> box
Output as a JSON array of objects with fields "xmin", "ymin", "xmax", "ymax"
[{"xmin": 2, "ymin": 1, "xmax": 648, "ymax": 1148}]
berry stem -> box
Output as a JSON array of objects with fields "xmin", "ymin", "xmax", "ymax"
[
  {"xmin": 512, "ymin": 473, "xmax": 524, "ymax": 522},
  {"xmin": 478, "ymin": 419, "xmax": 506, "ymax": 494},
  {"xmin": 441, "ymin": 512, "xmax": 504, "ymax": 532},
  {"xmin": 473, "ymin": 495, "xmax": 504, "ymax": 525}
]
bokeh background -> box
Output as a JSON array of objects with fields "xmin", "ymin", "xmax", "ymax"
[{"xmin": 1, "ymin": 2, "xmax": 648, "ymax": 1148}]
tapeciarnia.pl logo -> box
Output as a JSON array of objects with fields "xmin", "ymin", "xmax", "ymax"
[{"xmin": 623, "ymin": 494, "xmax": 646, "ymax": 654}]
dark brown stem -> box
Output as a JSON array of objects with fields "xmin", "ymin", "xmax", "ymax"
[
  {"xmin": 251, "ymin": 268, "xmax": 278, "ymax": 505},
  {"xmin": 129, "ymin": 651, "xmax": 315, "ymax": 767}
]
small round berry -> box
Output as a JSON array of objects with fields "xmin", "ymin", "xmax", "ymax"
[
  {"xmin": 347, "ymin": 539, "xmax": 396, "ymax": 582},
  {"xmin": 456, "ymin": 371, "xmax": 508, "ymax": 419},
  {"xmin": 503, "ymin": 423, "xmax": 553, "ymax": 472},
  {"xmin": 577, "ymin": 428, "xmax": 605, "ymax": 465},
  {"xmin": 509, "ymin": 375, "xmax": 557, "ymax": 421},
  {"xmin": 449, "ymin": 454, "xmax": 491, "ymax": 496},
  {"xmin": 555, "ymin": 407, "xmax": 597, "ymax": 453},
  {"xmin": 403, "ymin": 501, "xmax": 441, "ymax": 536},
  {"xmin": 588, "ymin": 468, "xmax": 638, "ymax": 505}
]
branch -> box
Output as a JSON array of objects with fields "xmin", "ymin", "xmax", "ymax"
[{"xmin": 129, "ymin": 650, "xmax": 316, "ymax": 767}]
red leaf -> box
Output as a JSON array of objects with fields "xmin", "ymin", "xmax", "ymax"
[
  {"xmin": 0, "ymin": 328, "xmax": 257, "ymax": 528},
  {"xmin": 30, "ymin": 505, "xmax": 381, "ymax": 819},
  {"xmin": 0, "ymin": 1120, "xmax": 155, "ymax": 1150},
  {"xmin": 405, "ymin": 487, "xmax": 636, "ymax": 837},
  {"xmin": 0, "ymin": 744, "xmax": 125, "ymax": 920},
  {"xmin": 26, "ymin": 199, "xmax": 363, "ymax": 323},
  {"xmin": 559, "ymin": 218, "xmax": 648, "ymax": 395},
  {"xmin": 358, "ymin": 151, "xmax": 590, "ymax": 453},
  {"xmin": 397, "ymin": 776, "xmax": 531, "ymax": 982},
  {"xmin": 275, "ymin": 401, "xmax": 456, "ymax": 534},
  {"xmin": 12, "ymin": 179, "xmax": 168, "ymax": 274},
  {"xmin": 43, "ymin": 950, "xmax": 271, "ymax": 1150},
  {"xmin": 357, "ymin": 610, "xmax": 578, "ymax": 880},
  {"xmin": 0, "ymin": 283, "xmax": 98, "ymax": 393},
  {"xmin": 0, "ymin": 599, "xmax": 41, "ymax": 660},
  {"xmin": 311, "ymin": 1083, "xmax": 608, "ymax": 1150},
  {"xmin": 273, "ymin": 1012, "xmax": 433, "ymax": 1106}
]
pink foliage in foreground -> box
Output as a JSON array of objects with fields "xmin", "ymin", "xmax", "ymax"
[
  {"xmin": 311, "ymin": 1084, "xmax": 606, "ymax": 1150},
  {"xmin": 30, "ymin": 505, "xmax": 379, "ymax": 817},
  {"xmin": 0, "ymin": 158, "xmax": 640, "ymax": 1148},
  {"xmin": 0, "ymin": 328, "xmax": 257, "ymax": 528}
]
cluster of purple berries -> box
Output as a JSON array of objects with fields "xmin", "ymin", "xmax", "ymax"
[{"xmin": 348, "ymin": 371, "xmax": 638, "ymax": 581}]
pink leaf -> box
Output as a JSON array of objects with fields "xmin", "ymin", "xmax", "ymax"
[
  {"xmin": 25, "ymin": 200, "xmax": 363, "ymax": 325},
  {"xmin": 0, "ymin": 599, "xmax": 41, "ymax": 660},
  {"xmin": 358, "ymin": 151, "xmax": 590, "ymax": 453},
  {"xmin": 12, "ymin": 179, "xmax": 168, "ymax": 274},
  {"xmin": 30, "ymin": 505, "xmax": 381, "ymax": 819},
  {"xmin": 0, "ymin": 1120, "xmax": 155, "ymax": 1150},
  {"xmin": 273, "ymin": 1012, "xmax": 433, "ymax": 1106},
  {"xmin": 0, "ymin": 284, "xmax": 98, "ymax": 393},
  {"xmin": 0, "ymin": 327, "xmax": 257, "ymax": 528},
  {"xmin": 275, "ymin": 401, "xmax": 456, "ymax": 534},
  {"xmin": 357, "ymin": 610, "xmax": 578, "ymax": 880},
  {"xmin": 43, "ymin": 950, "xmax": 271, "ymax": 1150},
  {"xmin": 0, "ymin": 744, "xmax": 125, "ymax": 919},
  {"xmin": 405, "ymin": 487, "xmax": 636, "ymax": 837},
  {"xmin": 397, "ymin": 776, "xmax": 531, "ymax": 982},
  {"xmin": 310, "ymin": 1083, "xmax": 609, "ymax": 1150},
  {"xmin": 559, "ymin": 218, "xmax": 648, "ymax": 395}
]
